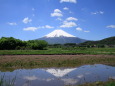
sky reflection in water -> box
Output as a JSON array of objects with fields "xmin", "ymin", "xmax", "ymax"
[{"xmin": 0, "ymin": 64, "xmax": 115, "ymax": 86}]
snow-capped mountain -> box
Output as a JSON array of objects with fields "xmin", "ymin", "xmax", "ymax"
[
  {"xmin": 45, "ymin": 29, "xmax": 76, "ymax": 38},
  {"xmin": 37, "ymin": 29, "xmax": 87, "ymax": 44}
]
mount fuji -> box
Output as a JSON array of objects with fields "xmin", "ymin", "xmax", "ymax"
[{"xmin": 37, "ymin": 29, "xmax": 87, "ymax": 44}]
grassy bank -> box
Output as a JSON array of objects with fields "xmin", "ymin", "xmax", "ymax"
[
  {"xmin": 78, "ymin": 79, "xmax": 115, "ymax": 86},
  {"xmin": 0, "ymin": 74, "xmax": 16, "ymax": 86},
  {"xmin": 0, "ymin": 55, "xmax": 115, "ymax": 70},
  {"xmin": 0, "ymin": 48, "xmax": 115, "ymax": 55}
]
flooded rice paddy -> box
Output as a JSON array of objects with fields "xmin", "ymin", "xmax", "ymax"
[{"xmin": 0, "ymin": 64, "xmax": 115, "ymax": 86}]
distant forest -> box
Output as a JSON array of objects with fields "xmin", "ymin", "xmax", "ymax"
[
  {"xmin": 79, "ymin": 36, "xmax": 115, "ymax": 48},
  {"xmin": 0, "ymin": 36, "xmax": 115, "ymax": 50},
  {"xmin": 49, "ymin": 36, "xmax": 115, "ymax": 48}
]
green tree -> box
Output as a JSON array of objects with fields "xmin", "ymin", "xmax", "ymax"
[
  {"xmin": 27, "ymin": 40, "xmax": 48, "ymax": 50},
  {"xmin": 0, "ymin": 37, "xmax": 26, "ymax": 50}
]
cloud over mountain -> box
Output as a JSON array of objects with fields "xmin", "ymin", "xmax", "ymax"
[{"xmin": 60, "ymin": 21, "xmax": 77, "ymax": 28}]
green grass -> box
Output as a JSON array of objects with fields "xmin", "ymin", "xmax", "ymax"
[
  {"xmin": 0, "ymin": 48, "xmax": 115, "ymax": 55},
  {"xmin": 0, "ymin": 74, "xmax": 16, "ymax": 86},
  {"xmin": 78, "ymin": 79, "xmax": 115, "ymax": 86},
  {"xmin": 66, "ymin": 79, "xmax": 115, "ymax": 86}
]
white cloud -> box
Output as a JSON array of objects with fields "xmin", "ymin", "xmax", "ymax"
[
  {"xmin": 91, "ymin": 12, "xmax": 97, "ymax": 15},
  {"xmin": 22, "ymin": 17, "xmax": 32, "ymax": 24},
  {"xmin": 76, "ymin": 27, "xmax": 82, "ymax": 31},
  {"xmin": 8, "ymin": 22, "xmax": 17, "ymax": 25},
  {"xmin": 24, "ymin": 76, "xmax": 38, "ymax": 81},
  {"xmin": 84, "ymin": 30, "xmax": 90, "ymax": 32},
  {"xmin": 60, "ymin": 21, "xmax": 77, "ymax": 28},
  {"xmin": 45, "ymin": 25, "xmax": 54, "ymax": 29},
  {"xmin": 63, "ymin": 7, "xmax": 73, "ymax": 14},
  {"xmin": 76, "ymin": 27, "xmax": 90, "ymax": 32},
  {"xmin": 38, "ymin": 25, "xmax": 54, "ymax": 29},
  {"xmin": 77, "ymin": 74, "xmax": 84, "ymax": 78},
  {"xmin": 60, "ymin": 0, "xmax": 77, "ymax": 3},
  {"xmin": 91, "ymin": 11, "xmax": 104, "ymax": 15},
  {"xmin": 23, "ymin": 27, "xmax": 38, "ymax": 31},
  {"xmin": 66, "ymin": 17, "xmax": 78, "ymax": 21},
  {"xmin": 63, "ymin": 7, "xmax": 69, "ymax": 10},
  {"xmin": 51, "ymin": 9, "xmax": 63, "ymax": 17},
  {"xmin": 106, "ymin": 25, "xmax": 115, "ymax": 28},
  {"xmin": 56, "ymin": 18, "xmax": 62, "ymax": 21},
  {"xmin": 51, "ymin": 13, "xmax": 63, "ymax": 17},
  {"xmin": 100, "ymin": 11, "xmax": 104, "ymax": 14},
  {"xmin": 62, "ymin": 78, "xmax": 78, "ymax": 85},
  {"xmin": 54, "ymin": 9, "xmax": 62, "ymax": 13}
]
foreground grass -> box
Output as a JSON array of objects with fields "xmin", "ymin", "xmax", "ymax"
[
  {"xmin": 77, "ymin": 79, "xmax": 115, "ymax": 86},
  {"xmin": 0, "ymin": 48, "xmax": 115, "ymax": 55},
  {"xmin": 0, "ymin": 74, "xmax": 16, "ymax": 86},
  {"xmin": 0, "ymin": 55, "xmax": 115, "ymax": 71}
]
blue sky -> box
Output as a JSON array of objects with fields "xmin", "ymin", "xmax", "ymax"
[{"xmin": 0, "ymin": 0, "xmax": 115, "ymax": 40}]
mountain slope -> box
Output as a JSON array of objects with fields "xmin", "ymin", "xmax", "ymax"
[
  {"xmin": 37, "ymin": 29, "xmax": 87, "ymax": 44},
  {"xmin": 38, "ymin": 37, "xmax": 87, "ymax": 44},
  {"xmin": 80, "ymin": 36, "xmax": 115, "ymax": 45}
]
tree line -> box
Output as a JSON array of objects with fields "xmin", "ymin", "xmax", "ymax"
[
  {"xmin": 0, "ymin": 37, "xmax": 48, "ymax": 50},
  {"xmin": 0, "ymin": 36, "xmax": 114, "ymax": 50},
  {"xmin": 79, "ymin": 36, "xmax": 115, "ymax": 48}
]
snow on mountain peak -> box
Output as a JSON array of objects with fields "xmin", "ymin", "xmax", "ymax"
[{"xmin": 45, "ymin": 29, "xmax": 76, "ymax": 37}]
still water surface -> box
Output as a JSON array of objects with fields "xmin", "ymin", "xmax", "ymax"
[{"xmin": 0, "ymin": 64, "xmax": 115, "ymax": 86}]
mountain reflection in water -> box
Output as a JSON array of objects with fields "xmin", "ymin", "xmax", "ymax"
[{"xmin": 0, "ymin": 64, "xmax": 115, "ymax": 86}]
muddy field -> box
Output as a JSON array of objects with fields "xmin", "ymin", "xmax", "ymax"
[{"xmin": 0, "ymin": 55, "xmax": 115, "ymax": 70}]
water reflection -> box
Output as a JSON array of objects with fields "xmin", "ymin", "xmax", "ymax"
[
  {"xmin": 44, "ymin": 68, "xmax": 76, "ymax": 77},
  {"xmin": 0, "ymin": 64, "xmax": 115, "ymax": 86}
]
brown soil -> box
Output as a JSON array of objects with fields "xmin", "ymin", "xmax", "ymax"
[{"xmin": 0, "ymin": 55, "xmax": 115, "ymax": 70}]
